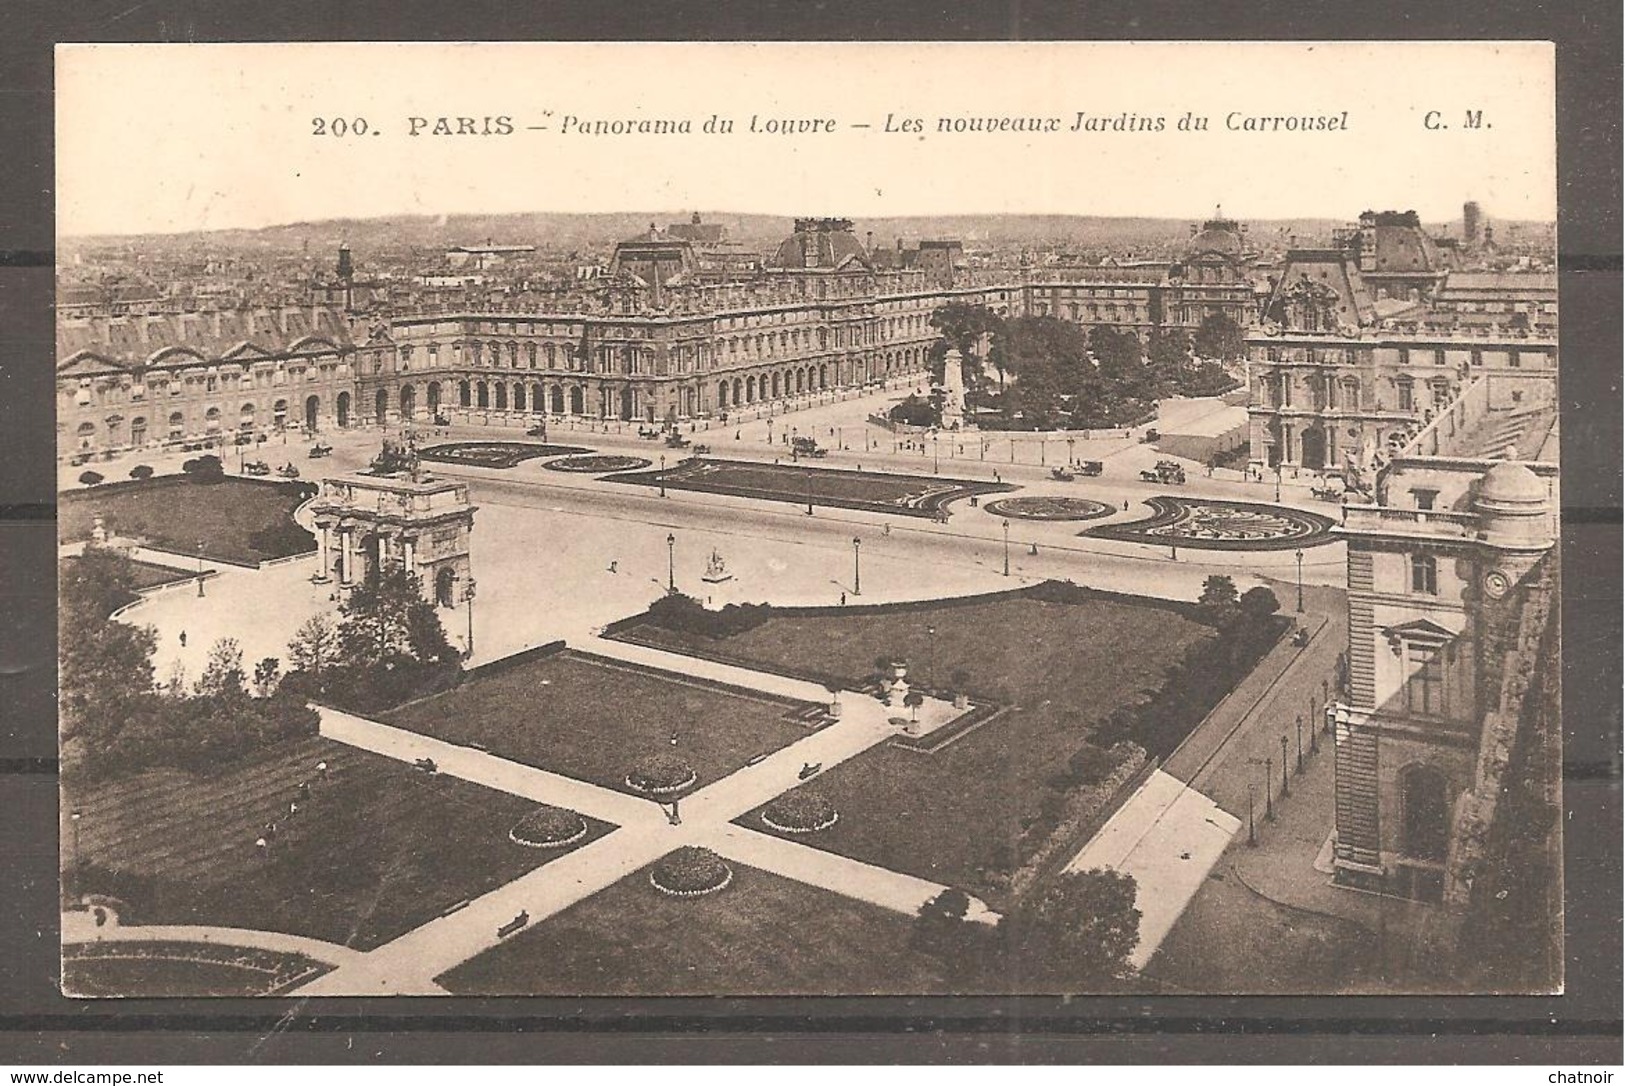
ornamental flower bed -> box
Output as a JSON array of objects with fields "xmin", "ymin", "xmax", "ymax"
[
  {"xmin": 625, "ymin": 752, "xmax": 698, "ymax": 796},
  {"xmin": 648, "ymin": 846, "xmax": 732, "ymax": 897},
  {"xmin": 761, "ymin": 787, "xmax": 839, "ymax": 834},
  {"xmin": 508, "ymin": 805, "xmax": 589, "ymax": 849}
]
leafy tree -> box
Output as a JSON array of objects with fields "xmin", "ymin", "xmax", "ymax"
[
  {"xmin": 1145, "ymin": 329, "xmax": 1192, "ymax": 397},
  {"xmin": 1239, "ymin": 586, "xmax": 1281, "ymax": 619},
  {"xmin": 252, "ymin": 656, "xmax": 282, "ymax": 697},
  {"xmin": 78, "ymin": 470, "xmax": 105, "ymax": 487},
  {"xmin": 286, "ymin": 613, "xmax": 340, "ymax": 686},
  {"xmin": 1192, "ymin": 313, "xmax": 1246, "ymax": 362},
  {"xmin": 930, "ymin": 303, "xmax": 1004, "ymax": 386},
  {"xmin": 195, "ymin": 638, "xmax": 247, "ymax": 700},
  {"xmin": 998, "ymin": 868, "xmax": 1141, "ymax": 987},
  {"xmin": 903, "ymin": 688, "xmax": 926, "ymax": 722},
  {"xmin": 1198, "ymin": 575, "xmax": 1239, "ymax": 609},
  {"xmin": 182, "ymin": 455, "xmax": 224, "ymax": 479},
  {"xmin": 913, "ymin": 887, "xmax": 971, "ymax": 955},
  {"xmin": 128, "ymin": 464, "xmax": 154, "ymax": 481}
]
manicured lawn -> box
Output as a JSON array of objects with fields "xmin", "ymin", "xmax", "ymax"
[
  {"xmin": 61, "ymin": 943, "xmax": 330, "ymax": 997},
  {"xmin": 609, "ymin": 457, "xmax": 1012, "ymax": 517},
  {"xmin": 68, "ymin": 737, "xmax": 607, "ymax": 950},
  {"xmin": 60, "ymin": 553, "xmax": 196, "ymax": 614},
  {"xmin": 437, "ymin": 861, "xmax": 951, "ymax": 996},
  {"xmin": 379, "ymin": 649, "xmax": 814, "ymax": 792},
  {"xmin": 619, "ymin": 588, "xmax": 1220, "ymax": 903},
  {"xmin": 59, "ymin": 475, "xmax": 315, "ymax": 565}
]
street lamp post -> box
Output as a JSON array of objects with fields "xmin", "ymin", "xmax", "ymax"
[
  {"xmin": 1296, "ymin": 715, "xmax": 1304, "ymax": 772},
  {"xmin": 1002, "ymin": 519, "xmax": 1011, "ymax": 577},
  {"xmin": 852, "ymin": 537, "xmax": 862, "ymax": 596},
  {"xmin": 1246, "ymin": 787, "xmax": 1256, "ymax": 846},
  {"xmin": 1280, "ymin": 734, "xmax": 1291, "ymax": 797},
  {"xmin": 196, "ymin": 539, "xmax": 206, "ymax": 597},
  {"xmin": 463, "ymin": 577, "xmax": 478, "ymax": 658},
  {"xmin": 1264, "ymin": 756, "xmax": 1275, "ymax": 821},
  {"xmin": 659, "ymin": 454, "xmax": 667, "ymax": 498},
  {"xmin": 932, "ymin": 435, "xmax": 939, "ymax": 474},
  {"xmin": 667, "ymin": 533, "xmax": 676, "ymax": 594},
  {"xmin": 1275, "ymin": 462, "xmax": 1283, "ymax": 503},
  {"xmin": 926, "ymin": 625, "xmax": 936, "ymax": 689},
  {"xmin": 1295, "ymin": 548, "xmax": 1305, "ymax": 613}
]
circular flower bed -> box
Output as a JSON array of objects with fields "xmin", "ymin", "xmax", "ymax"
[
  {"xmin": 545, "ymin": 454, "xmax": 654, "ymax": 474},
  {"xmin": 626, "ymin": 752, "xmax": 698, "ymax": 796},
  {"xmin": 761, "ymin": 787, "xmax": 839, "ymax": 834},
  {"xmin": 984, "ymin": 495, "xmax": 1113, "ymax": 521},
  {"xmin": 417, "ymin": 442, "xmax": 590, "ymax": 469},
  {"xmin": 649, "ymin": 846, "xmax": 733, "ymax": 897},
  {"xmin": 508, "ymin": 805, "xmax": 589, "ymax": 849}
]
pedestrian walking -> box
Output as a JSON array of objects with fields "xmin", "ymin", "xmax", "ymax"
[
  {"xmin": 1123, "ymin": 500, "xmax": 1130, "ymax": 511},
  {"xmin": 840, "ymin": 592, "xmax": 847, "ymax": 606},
  {"xmin": 178, "ymin": 631, "xmax": 187, "ymax": 647},
  {"xmin": 607, "ymin": 560, "xmax": 618, "ymax": 574},
  {"xmin": 315, "ymin": 760, "xmax": 328, "ymax": 780},
  {"xmin": 93, "ymin": 906, "xmax": 107, "ymax": 928},
  {"xmin": 255, "ymin": 836, "xmax": 269, "ymax": 857},
  {"xmin": 288, "ymin": 801, "xmax": 300, "ymax": 818}
]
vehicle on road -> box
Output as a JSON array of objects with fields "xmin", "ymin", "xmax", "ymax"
[
  {"xmin": 308, "ymin": 443, "xmax": 332, "ymax": 458},
  {"xmin": 1139, "ymin": 459, "xmax": 1186, "ymax": 485},
  {"xmin": 1050, "ymin": 467, "xmax": 1076, "ymax": 482},
  {"xmin": 1078, "ymin": 460, "xmax": 1105, "ymax": 476},
  {"xmin": 243, "ymin": 460, "xmax": 270, "ymax": 476}
]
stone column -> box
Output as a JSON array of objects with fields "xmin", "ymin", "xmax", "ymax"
[
  {"xmin": 341, "ymin": 527, "xmax": 354, "ymax": 584},
  {"xmin": 315, "ymin": 523, "xmax": 332, "ymax": 582},
  {"xmin": 402, "ymin": 536, "xmax": 415, "ymax": 575}
]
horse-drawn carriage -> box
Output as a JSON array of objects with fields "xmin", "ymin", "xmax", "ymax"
[
  {"xmin": 792, "ymin": 436, "xmax": 827, "ymax": 458},
  {"xmin": 243, "ymin": 459, "xmax": 271, "ymax": 476},
  {"xmin": 1049, "ymin": 466, "xmax": 1076, "ymax": 482},
  {"xmin": 1140, "ymin": 460, "xmax": 1186, "ymax": 485},
  {"xmin": 277, "ymin": 463, "xmax": 301, "ymax": 480},
  {"xmin": 308, "ymin": 442, "xmax": 333, "ymax": 459}
]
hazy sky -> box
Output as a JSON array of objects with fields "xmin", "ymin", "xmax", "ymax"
[{"xmin": 57, "ymin": 41, "xmax": 1556, "ymax": 237}]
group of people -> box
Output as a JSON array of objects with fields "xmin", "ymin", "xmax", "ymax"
[{"xmin": 253, "ymin": 760, "xmax": 329, "ymax": 858}]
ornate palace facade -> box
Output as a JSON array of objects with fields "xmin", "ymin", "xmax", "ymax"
[{"xmin": 56, "ymin": 216, "xmax": 1258, "ymax": 461}]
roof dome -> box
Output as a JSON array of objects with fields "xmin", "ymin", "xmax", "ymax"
[
  {"xmin": 1188, "ymin": 222, "xmax": 1243, "ymax": 260},
  {"xmin": 1475, "ymin": 461, "xmax": 1553, "ymax": 553},
  {"xmin": 1477, "ymin": 461, "xmax": 1547, "ymax": 505}
]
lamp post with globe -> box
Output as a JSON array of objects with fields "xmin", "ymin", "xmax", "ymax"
[{"xmin": 462, "ymin": 577, "xmax": 478, "ymax": 658}]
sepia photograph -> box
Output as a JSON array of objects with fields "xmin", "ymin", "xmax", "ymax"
[{"xmin": 51, "ymin": 40, "xmax": 1563, "ymax": 1000}]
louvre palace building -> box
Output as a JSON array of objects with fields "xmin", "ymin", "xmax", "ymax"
[{"xmin": 55, "ymin": 215, "xmax": 1258, "ymax": 461}]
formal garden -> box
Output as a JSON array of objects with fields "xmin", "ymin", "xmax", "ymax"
[
  {"xmin": 377, "ymin": 648, "xmax": 817, "ymax": 793},
  {"xmin": 609, "ymin": 458, "xmax": 1012, "ymax": 517},
  {"xmin": 59, "ymin": 471, "xmax": 315, "ymax": 566},
  {"xmin": 416, "ymin": 441, "xmax": 590, "ymax": 469},
  {"xmin": 64, "ymin": 736, "xmax": 610, "ymax": 950},
  {"xmin": 436, "ymin": 860, "xmax": 952, "ymax": 996},
  {"xmin": 610, "ymin": 581, "xmax": 1286, "ymax": 905}
]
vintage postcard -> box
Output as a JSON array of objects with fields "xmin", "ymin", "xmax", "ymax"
[{"xmin": 54, "ymin": 41, "xmax": 1560, "ymax": 997}]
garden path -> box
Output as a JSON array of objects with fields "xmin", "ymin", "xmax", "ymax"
[
  {"xmin": 291, "ymin": 656, "xmax": 994, "ymax": 994},
  {"xmin": 1064, "ymin": 768, "xmax": 1241, "ymax": 970}
]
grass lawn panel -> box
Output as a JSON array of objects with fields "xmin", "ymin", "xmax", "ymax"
[
  {"xmin": 59, "ymin": 476, "xmax": 314, "ymax": 565},
  {"xmin": 608, "ymin": 457, "xmax": 1012, "ymax": 518},
  {"xmin": 630, "ymin": 592, "xmax": 1217, "ymax": 897},
  {"xmin": 437, "ymin": 861, "xmax": 951, "ymax": 996},
  {"xmin": 379, "ymin": 650, "xmax": 813, "ymax": 791},
  {"xmin": 60, "ymin": 554, "xmax": 198, "ymax": 614},
  {"xmin": 61, "ymin": 953, "xmax": 324, "ymax": 998},
  {"xmin": 68, "ymin": 737, "xmax": 608, "ymax": 950}
]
